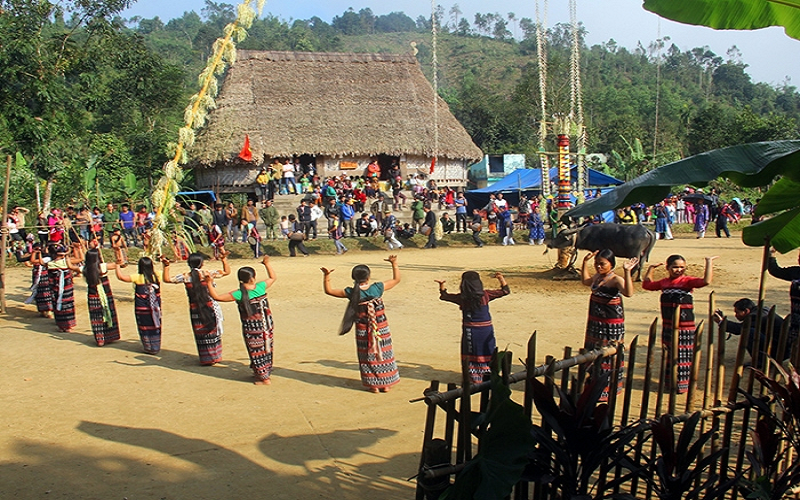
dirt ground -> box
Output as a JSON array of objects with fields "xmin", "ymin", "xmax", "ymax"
[{"xmin": 0, "ymin": 233, "xmax": 791, "ymax": 499}]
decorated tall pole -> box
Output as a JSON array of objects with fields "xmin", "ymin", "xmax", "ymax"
[{"xmin": 557, "ymin": 134, "xmax": 571, "ymax": 212}]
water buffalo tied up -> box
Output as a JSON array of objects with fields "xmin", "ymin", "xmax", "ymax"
[{"xmin": 547, "ymin": 223, "xmax": 657, "ymax": 280}]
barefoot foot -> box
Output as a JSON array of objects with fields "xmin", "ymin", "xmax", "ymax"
[{"xmin": 254, "ymin": 379, "xmax": 271, "ymax": 385}]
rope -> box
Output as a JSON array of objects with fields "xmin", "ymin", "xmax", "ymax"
[
  {"xmin": 536, "ymin": 0, "xmax": 549, "ymax": 197},
  {"xmin": 569, "ymin": 0, "xmax": 587, "ymax": 196},
  {"xmin": 653, "ymin": 19, "xmax": 662, "ymax": 159},
  {"xmin": 431, "ymin": 0, "xmax": 439, "ymax": 177}
]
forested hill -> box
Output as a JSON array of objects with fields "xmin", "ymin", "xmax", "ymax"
[
  {"xmin": 140, "ymin": 4, "xmax": 799, "ymax": 181},
  {"xmin": 2, "ymin": 1, "xmax": 799, "ymax": 209}
]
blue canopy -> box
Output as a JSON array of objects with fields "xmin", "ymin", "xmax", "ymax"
[{"xmin": 470, "ymin": 167, "xmax": 623, "ymax": 194}]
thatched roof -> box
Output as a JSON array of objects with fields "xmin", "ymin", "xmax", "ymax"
[{"xmin": 191, "ymin": 50, "xmax": 483, "ymax": 165}]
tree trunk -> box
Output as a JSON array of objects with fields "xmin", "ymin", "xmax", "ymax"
[{"xmin": 42, "ymin": 175, "xmax": 55, "ymax": 213}]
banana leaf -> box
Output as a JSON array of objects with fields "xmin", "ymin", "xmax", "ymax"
[
  {"xmin": 565, "ymin": 140, "xmax": 800, "ymax": 219},
  {"xmin": 743, "ymin": 207, "xmax": 800, "ymax": 253},
  {"xmin": 643, "ymin": 0, "xmax": 800, "ymax": 41}
]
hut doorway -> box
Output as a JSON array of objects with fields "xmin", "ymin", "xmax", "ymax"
[
  {"xmin": 296, "ymin": 154, "xmax": 317, "ymax": 176},
  {"xmin": 377, "ymin": 154, "xmax": 400, "ymax": 180}
]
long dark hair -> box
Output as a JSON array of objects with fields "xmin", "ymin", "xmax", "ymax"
[
  {"xmin": 596, "ymin": 249, "xmax": 616, "ymax": 269},
  {"xmin": 83, "ymin": 248, "xmax": 102, "ymax": 287},
  {"xmin": 138, "ymin": 257, "xmax": 158, "ymax": 285},
  {"xmin": 460, "ymin": 271, "xmax": 485, "ymax": 312},
  {"xmin": 667, "ymin": 254, "xmax": 685, "ymax": 266},
  {"xmin": 186, "ymin": 252, "xmax": 215, "ymax": 326},
  {"xmin": 339, "ymin": 264, "xmax": 371, "ymax": 335},
  {"xmin": 236, "ymin": 267, "xmax": 256, "ymax": 317}
]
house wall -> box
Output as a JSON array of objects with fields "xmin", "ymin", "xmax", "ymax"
[
  {"xmin": 468, "ymin": 154, "xmax": 526, "ymax": 188},
  {"xmin": 195, "ymin": 153, "xmax": 471, "ymax": 193}
]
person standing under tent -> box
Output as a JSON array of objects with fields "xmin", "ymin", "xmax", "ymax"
[{"xmin": 321, "ymin": 255, "xmax": 401, "ymax": 393}]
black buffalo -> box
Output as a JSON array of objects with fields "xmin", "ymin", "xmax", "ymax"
[{"xmin": 547, "ymin": 223, "xmax": 657, "ymax": 279}]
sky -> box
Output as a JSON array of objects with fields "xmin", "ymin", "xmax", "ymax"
[{"xmin": 122, "ymin": 0, "xmax": 800, "ymax": 87}]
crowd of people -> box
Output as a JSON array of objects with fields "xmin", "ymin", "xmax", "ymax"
[{"xmin": 5, "ymin": 165, "xmax": 786, "ymax": 394}]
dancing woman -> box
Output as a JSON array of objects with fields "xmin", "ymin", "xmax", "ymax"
[
  {"xmin": 580, "ymin": 249, "xmax": 638, "ymax": 400},
  {"xmin": 27, "ymin": 244, "xmax": 53, "ymax": 318},
  {"xmin": 321, "ymin": 255, "xmax": 401, "ymax": 393},
  {"xmin": 435, "ymin": 271, "xmax": 510, "ymax": 385},
  {"xmin": 206, "ymin": 255, "xmax": 277, "ymax": 385},
  {"xmin": 643, "ymin": 254, "xmax": 717, "ymax": 394},
  {"xmin": 82, "ymin": 248, "xmax": 121, "ymax": 346},
  {"xmin": 45, "ymin": 244, "xmax": 83, "ymax": 332},
  {"xmin": 115, "ymin": 257, "xmax": 162, "ymax": 354},
  {"xmin": 163, "ymin": 251, "xmax": 230, "ymax": 365}
]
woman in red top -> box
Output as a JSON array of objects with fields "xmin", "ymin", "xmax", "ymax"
[{"xmin": 642, "ymin": 254, "xmax": 717, "ymax": 394}]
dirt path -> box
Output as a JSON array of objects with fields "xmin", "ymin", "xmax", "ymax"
[{"xmin": 0, "ymin": 234, "xmax": 788, "ymax": 499}]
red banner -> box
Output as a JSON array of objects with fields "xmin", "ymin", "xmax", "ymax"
[{"xmin": 238, "ymin": 135, "xmax": 253, "ymax": 162}]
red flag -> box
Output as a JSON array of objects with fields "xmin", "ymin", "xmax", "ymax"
[
  {"xmin": 238, "ymin": 135, "xmax": 253, "ymax": 162},
  {"xmin": 429, "ymin": 156, "xmax": 436, "ymax": 174}
]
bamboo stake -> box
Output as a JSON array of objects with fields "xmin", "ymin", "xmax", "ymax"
[
  {"xmin": 460, "ymin": 359, "xmax": 472, "ymax": 463},
  {"xmin": 614, "ymin": 336, "xmax": 638, "ymax": 497},
  {"xmin": 687, "ymin": 320, "xmax": 705, "ymax": 413},
  {"xmin": 517, "ymin": 332, "xmax": 536, "ymax": 500},
  {"xmin": 560, "ymin": 346, "xmax": 572, "ymax": 394},
  {"xmin": 444, "ymin": 382, "xmax": 456, "ymax": 465},
  {"xmin": 710, "ymin": 318, "xmax": 727, "ymax": 476},
  {"xmin": 669, "ymin": 305, "xmax": 680, "ymax": 415},
  {"xmin": 721, "ymin": 315, "xmax": 750, "ymax": 486},
  {"xmin": 416, "ymin": 380, "xmax": 440, "ymax": 500},
  {"xmin": 631, "ymin": 321, "xmax": 657, "ymax": 497},
  {"xmin": 0, "ymin": 155, "xmax": 11, "ymax": 314}
]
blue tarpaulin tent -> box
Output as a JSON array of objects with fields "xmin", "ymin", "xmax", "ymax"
[{"xmin": 464, "ymin": 167, "xmax": 623, "ymax": 213}]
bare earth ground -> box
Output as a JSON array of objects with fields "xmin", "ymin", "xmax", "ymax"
[{"xmin": 0, "ymin": 233, "xmax": 789, "ymax": 499}]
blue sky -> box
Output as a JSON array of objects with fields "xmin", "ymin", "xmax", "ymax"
[{"xmin": 123, "ymin": 0, "xmax": 800, "ymax": 86}]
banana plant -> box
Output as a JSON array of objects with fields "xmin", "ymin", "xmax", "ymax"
[{"xmin": 643, "ymin": 0, "xmax": 800, "ymax": 41}]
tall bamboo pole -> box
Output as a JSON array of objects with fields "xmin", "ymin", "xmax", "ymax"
[{"xmin": 0, "ymin": 155, "xmax": 11, "ymax": 314}]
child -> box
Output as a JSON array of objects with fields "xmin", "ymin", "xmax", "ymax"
[
  {"xmin": 206, "ymin": 255, "xmax": 277, "ymax": 385},
  {"xmin": 580, "ymin": 249, "xmax": 638, "ymax": 400},
  {"xmin": 471, "ymin": 209, "xmax": 484, "ymax": 248},
  {"xmin": 247, "ymin": 223, "xmax": 263, "ymax": 258},
  {"xmin": 171, "ymin": 232, "xmax": 190, "ymax": 261},
  {"xmin": 528, "ymin": 211, "xmax": 545, "ymax": 245},
  {"xmin": 328, "ymin": 213, "xmax": 348, "ymax": 255},
  {"xmin": 110, "ymin": 227, "xmax": 128, "ymax": 265},
  {"xmin": 279, "ymin": 215, "xmax": 290, "ymax": 240},
  {"xmin": 487, "ymin": 207, "xmax": 498, "ymax": 234},
  {"xmin": 435, "ymin": 271, "xmax": 510, "ymax": 384}
]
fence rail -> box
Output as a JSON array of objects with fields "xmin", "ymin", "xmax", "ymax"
[{"xmin": 413, "ymin": 291, "xmax": 800, "ymax": 499}]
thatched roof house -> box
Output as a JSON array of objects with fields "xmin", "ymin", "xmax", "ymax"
[{"xmin": 191, "ymin": 50, "xmax": 483, "ymax": 192}]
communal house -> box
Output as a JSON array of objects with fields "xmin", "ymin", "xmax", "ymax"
[{"xmin": 190, "ymin": 50, "xmax": 483, "ymax": 193}]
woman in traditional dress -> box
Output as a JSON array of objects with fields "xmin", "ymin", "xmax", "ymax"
[
  {"xmin": 80, "ymin": 248, "xmax": 121, "ymax": 346},
  {"xmin": 205, "ymin": 255, "xmax": 276, "ymax": 385},
  {"xmin": 45, "ymin": 244, "xmax": 82, "ymax": 332},
  {"xmin": 768, "ymin": 247, "xmax": 800, "ymax": 349},
  {"xmin": 163, "ymin": 251, "xmax": 230, "ymax": 365},
  {"xmin": 643, "ymin": 254, "xmax": 717, "ymax": 394},
  {"xmin": 693, "ymin": 201, "xmax": 709, "ymax": 238},
  {"xmin": 27, "ymin": 243, "xmax": 53, "ymax": 318},
  {"xmin": 435, "ymin": 271, "xmax": 510, "ymax": 385},
  {"xmin": 321, "ymin": 255, "xmax": 401, "ymax": 393},
  {"xmin": 580, "ymin": 249, "xmax": 638, "ymax": 400},
  {"xmin": 115, "ymin": 257, "xmax": 162, "ymax": 354}
]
